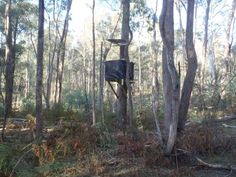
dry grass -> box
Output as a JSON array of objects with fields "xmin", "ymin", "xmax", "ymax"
[
  {"xmin": 3, "ymin": 117, "xmax": 236, "ymax": 177},
  {"xmin": 176, "ymin": 123, "xmax": 232, "ymax": 155}
]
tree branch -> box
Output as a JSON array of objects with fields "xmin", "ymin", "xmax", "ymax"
[{"xmin": 177, "ymin": 148, "xmax": 236, "ymax": 171}]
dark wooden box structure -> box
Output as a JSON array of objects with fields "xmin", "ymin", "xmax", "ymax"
[{"xmin": 105, "ymin": 60, "xmax": 134, "ymax": 82}]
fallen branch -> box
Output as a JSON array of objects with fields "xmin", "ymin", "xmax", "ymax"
[
  {"xmin": 176, "ymin": 148, "xmax": 236, "ymax": 171},
  {"xmin": 195, "ymin": 156, "xmax": 236, "ymax": 171},
  {"xmin": 215, "ymin": 115, "xmax": 236, "ymax": 122},
  {"xmin": 222, "ymin": 124, "xmax": 236, "ymax": 129}
]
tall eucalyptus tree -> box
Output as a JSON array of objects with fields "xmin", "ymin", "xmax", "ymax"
[
  {"xmin": 159, "ymin": 0, "xmax": 180, "ymax": 154},
  {"xmin": 36, "ymin": 0, "xmax": 44, "ymax": 138},
  {"xmin": 178, "ymin": 0, "xmax": 198, "ymax": 131},
  {"xmin": 2, "ymin": 0, "xmax": 13, "ymax": 141},
  {"xmin": 224, "ymin": 0, "xmax": 236, "ymax": 73}
]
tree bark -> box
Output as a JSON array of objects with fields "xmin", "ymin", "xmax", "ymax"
[
  {"xmin": 178, "ymin": 0, "xmax": 198, "ymax": 131},
  {"xmin": 5, "ymin": 0, "xmax": 13, "ymax": 117},
  {"xmin": 2, "ymin": 0, "xmax": 13, "ymax": 142},
  {"xmin": 53, "ymin": 0, "xmax": 72, "ymax": 105},
  {"xmin": 203, "ymin": 0, "xmax": 211, "ymax": 58},
  {"xmin": 117, "ymin": 0, "xmax": 130, "ymax": 132},
  {"xmin": 58, "ymin": 0, "xmax": 73, "ymax": 104},
  {"xmin": 99, "ymin": 42, "xmax": 104, "ymax": 123},
  {"xmin": 36, "ymin": 0, "xmax": 44, "ymax": 138},
  {"xmin": 159, "ymin": 0, "xmax": 180, "ymax": 154},
  {"xmin": 224, "ymin": 0, "xmax": 236, "ymax": 73},
  {"xmin": 52, "ymin": 0, "xmax": 73, "ymax": 105},
  {"xmin": 152, "ymin": 0, "xmax": 163, "ymax": 146},
  {"xmin": 138, "ymin": 45, "xmax": 142, "ymax": 109},
  {"xmin": 45, "ymin": 11, "xmax": 57, "ymax": 109},
  {"xmin": 92, "ymin": 0, "xmax": 96, "ymax": 125}
]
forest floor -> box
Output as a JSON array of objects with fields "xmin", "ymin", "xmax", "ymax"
[{"xmin": 1, "ymin": 116, "xmax": 236, "ymax": 177}]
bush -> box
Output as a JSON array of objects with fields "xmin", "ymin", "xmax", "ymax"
[
  {"xmin": 0, "ymin": 102, "xmax": 4, "ymax": 116},
  {"xmin": 32, "ymin": 123, "xmax": 101, "ymax": 165},
  {"xmin": 21, "ymin": 94, "xmax": 35, "ymax": 115},
  {"xmin": 43, "ymin": 103, "xmax": 66, "ymax": 123},
  {"xmin": 0, "ymin": 143, "xmax": 19, "ymax": 176},
  {"xmin": 177, "ymin": 122, "xmax": 231, "ymax": 155},
  {"xmin": 136, "ymin": 108, "xmax": 163, "ymax": 131},
  {"xmin": 64, "ymin": 90, "xmax": 89, "ymax": 111}
]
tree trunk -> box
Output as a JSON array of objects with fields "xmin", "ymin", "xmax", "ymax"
[
  {"xmin": 138, "ymin": 44, "xmax": 143, "ymax": 109},
  {"xmin": 2, "ymin": 0, "xmax": 13, "ymax": 142},
  {"xmin": 117, "ymin": 0, "xmax": 130, "ymax": 132},
  {"xmin": 58, "ymin": 0, "xmax": 72, "ymax": 104},
  {"xmin": 92, "ymin": 0, "xmax": 96, "ymax": 125},
  {"xmin": 152, "ymin": 0, "xmax": 163, "ymax": 146},
  {"xmin": 12, "ymin": 17, "xmax": 18, "ymax": 111},
  {"xmin": 159, "ymin": 0, "xmax": 180, "ymax": 154},
  {"xmin": 224, "ymin": 0, "xmax": 236, "ymax": 73},
  {"xmin": 45, "ymin": 13, "xmax": 57, "ymax": 109},
  {"xmin": 99, "ymin": 42, "xmax": 104, "ymax": 123},
  {"xmin": 178, "ymin": 0, "xmax": 198, "ymax": 132},
  {"xmin": 200, "ymin": 0, "xmax": 211, "ymax": 111},
  {"xmin": 4, "ymin": 0, "xmax": 13, "ymax": 117},
  {"xmin": 203, "ymin": 0, "xmax": 211, "ymax": 58},
  {"xmin": 53, "ymin": 0, "xmax": 72, "ymax": 105},
  {"xmin": 126, "ymin": 34, "xmax": 133, "ymax": 128},
  {"xmin": 36, "ymin": 0, "xmax": 44, "ymax": 138},
  {"xmin": 175, "ymin": 0, "xmax": 186, "ymax": 61}
]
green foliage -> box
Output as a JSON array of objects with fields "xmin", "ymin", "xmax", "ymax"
[
  {"xmin": 64, "ymin": 90, "xmax": 89, "ymax": 111},
  {"xmin": 0, "ymin": 143, "xmax": 19, "ymax": 176},
  {"xmin": 103, "ymin": 109, "xmax": 117, "ymax": 130},
  {"xmin": 35, "ymin": 161, "xmax": 70, "ymax": 177},
  {"xmin": 93, "ymin": 122, "xmax": 117, "ymax": 148},
  {"xmin": 16, "ymin": 169, "xmax": 40, "ymax": 177},
  {"xmin": 0, "ymin": 102, "xmax": 4, "ymax": 116},
  {"xmin": 21, "ymin": 94, "xmax": 35, "ymax": 115},
  {"xmin": 130, "ymin": 0, "xmax": 153, "ymax": 31},
  {"xmin": 136, "ymin": 108, "xmax": 163, "ymax": 131},
  {"xmin": 43, "ymin": 103, "xmax": 66, "ymax": 123}
]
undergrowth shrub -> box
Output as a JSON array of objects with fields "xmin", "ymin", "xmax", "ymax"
[
  {"xmin": 177, "ymin": 123, "xmax": 231, "ymax": 155},
  {"xmin": 143, "ymin": 132, "xmax": 171, "ymax": 168},
  {"xmin": 32, "ymin": 123, "xmax": 101, "ymax": 165},
  {"xmin": 43, "ymin": 104, "xmax": 87, "ymax": 125},
  {"xmin": 93, "ymin": 123, "xmax": 116, "ymax": 148},
  {"xmin": 117, "ymin": 134, "xmax": 145, "ymax": 157},
  {"xmin": 0, "ymin": 143, "xmax": 32, "ymax": 177},
  {"xmin": 43, "ymin": 103, "xmax": 66, "ymax": 123},
  {"xmin": 169, "ymin": 167, "xmax": 196, "ymax": 177},
  {"xmin": 0, "ymin": 143, "xmax": 18, "ymax": 176},
  {"xmin": 103, "ymin": 111, "xmax": 117, "ymax": 131},
  {"xmin": 0, "ymin": 102, "xmax": 4, "ymax": 116},
  {"xmin": 64, "ymin": 89, "xmax": 89, "ymax": 110},
  {"xmin": 116, "ymin": 131, "xmax": 171, "ymax": 167},
  {"xmin": 136, "ymin": 108, "xmax": 164, "ymax": 131},
  {"xmin": 136, "ymin": 108, "xmax": 157, "ymax": 131},
  {"xmin": 21, "ymin": 94, "xmax": 35, "ymax": 115}
]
